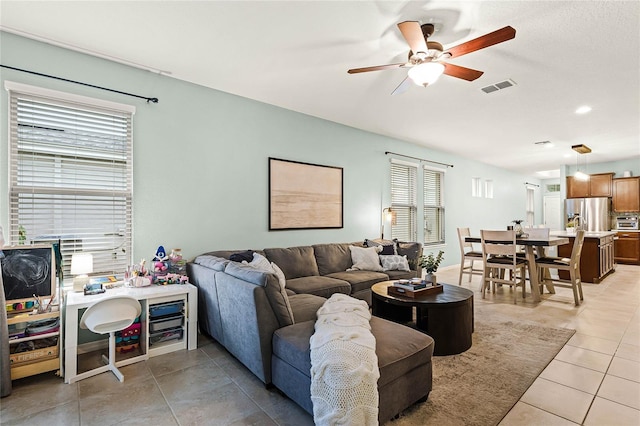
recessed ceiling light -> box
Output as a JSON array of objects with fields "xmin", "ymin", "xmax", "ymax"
[{"xmin": 575, "ymin": 105, "xmax": 592, "ymax": 114}]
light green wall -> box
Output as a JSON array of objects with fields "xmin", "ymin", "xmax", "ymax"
[{"xmin": 1, "ymin": 31, "xmax": 544, "ymax": 269}]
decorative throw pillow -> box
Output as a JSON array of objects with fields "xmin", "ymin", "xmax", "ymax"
[
  {"xmin": 271, "ymin": 262, "xmax": 287, "ymax": 290},
  {"xmin": 243, "ymin": 253, "xmax": 287, "ymax": 290},
  {"xmin": 348, "ymin": 245, "xmax": 383, "ymax": 272},
  {"xmin": 379, "ymin": 254, "xmax": 410, "ymax": 272},
  {"xmin": 364, "ymin": 238, "xmax": 397, "ymax": 255},
  {"xmin": 244, "ymin": 252, "xmax": 272, "ymax": 270}
]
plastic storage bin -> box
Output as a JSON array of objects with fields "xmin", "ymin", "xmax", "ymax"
[
  {"xmin": 149, "ymin": 327, "xmax": 184, "ymax": 346},
  {"xmin": 149, "ymin": 301, "xmax": 184, "ymax": 318},
  {"xmin": 149, "ymin": 314, "xmax": 184, "ymax": 333}
]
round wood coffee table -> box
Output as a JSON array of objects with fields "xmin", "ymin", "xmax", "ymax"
[{"xmin": 371, "ymin": 281, "xmax": 474, "ymax": 356}]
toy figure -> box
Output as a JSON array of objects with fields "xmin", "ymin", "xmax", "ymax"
[{"xmin": 153, "ymin": 245, "xmax": 169, "ymax": 272}]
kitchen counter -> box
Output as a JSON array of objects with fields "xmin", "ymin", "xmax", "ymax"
[
  {"xmin": 550, "ymin": 230, "xmax": 616, "ymax": 283},
  {"xmin": 551, "ymin": 230, "xmax": 618, "ymax": 238}
]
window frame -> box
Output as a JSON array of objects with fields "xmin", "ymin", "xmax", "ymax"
[
  {"xmin": 423, "ymin": 165, "xmax": 445, "ymax": 246},
  {"xmin": 390, "ymin": 160, "xmax": 418, "ymax": 242},
  {"xmin": 5, "ymin": 81, "xmax": 135, "ymax": 285}
]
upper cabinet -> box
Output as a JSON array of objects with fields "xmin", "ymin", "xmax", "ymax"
[
  {"xmin": 613, "ymin": 177, "xmax": 640, "ymax": 212},
  {"xmin": 566, "ymin": 173, "xmax": 613, "ymax": 198}
]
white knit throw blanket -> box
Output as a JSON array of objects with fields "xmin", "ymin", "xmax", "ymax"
[{"xmin": 310, "ymin": 293, "xmax": 379, "ymax": 426}]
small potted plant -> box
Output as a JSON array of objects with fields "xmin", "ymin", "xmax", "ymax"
[{"xmin": 419, "ymin": 250, "xmax": 444, "ymax": 284}]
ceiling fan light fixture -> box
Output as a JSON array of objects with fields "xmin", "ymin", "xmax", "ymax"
[{"xmin": 408, "ymin": 62, "xmax": 445, "ymax": 87}]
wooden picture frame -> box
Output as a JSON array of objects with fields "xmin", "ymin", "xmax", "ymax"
[{"xmin": 269, "ymin": 158, "xmax": 343, "ymax": 230}]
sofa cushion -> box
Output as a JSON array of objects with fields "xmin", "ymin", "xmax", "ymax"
[
  {"xmin": 348, "ymin": 245, "xmax": 383, "ymax": 272},
  {"xmin": 264, "ymin": 246, "xmax": 319, "ymax": 279},
  {"xmin": 397, "ymin": 241, "xmax": 423, "ymax": 270},
  {"xmin": 365, "ymin": 238, "xmax": 398, "ymax": 255},
  {"xmin": 288, "ymin": 293, "xmax": 326, "ymax": 323},
  {"xmin": 224, "ymin": 262, "xmax": 294, "ymax": 327},
  {"xmin": 272, "ymin": 316, "xmax": 434, "ymax": 388},
  {"xmin": 193, "ymin": 255, "xmax": 230, "ymax": 271},
  {"xmin": 325, "ymin": 271, "xmax": 390, "ymax": 294},
  {"xmin": 385, "ymin": 269, "xmax": 417, "ymax": 280},
  {"xmin": 286, "ymin": 276, "xmax": 350, "ymax": 298},
  {"xmin": 371, "ymin": 316, "xmax": 434, "ymax": 387},
  {"xmin": 312, "ymin": 243, "xmax": 353, "ymax": 276}
]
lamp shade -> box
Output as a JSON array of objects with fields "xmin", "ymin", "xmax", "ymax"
[
  {"xmin": 408, "ymin": 62, "xmax": 445, "ymax": 86},
  {"xmin": 70, "ymin": 253, "xmax": 93, "ymax": 275}
]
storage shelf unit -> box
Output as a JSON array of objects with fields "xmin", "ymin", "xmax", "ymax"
[
  {"xmin": 8, "ymin": 309, "xmax": 61, "ymax": 380},
  {"xmin": 64, "ymin": 284, "xmax": 197, "ymax": 383},
  {"xmin": 148, "ymin": 296, "xmax": 187, "ymax": 357}
]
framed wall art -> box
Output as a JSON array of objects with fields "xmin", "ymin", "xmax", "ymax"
[{"xmin": 269, "ymin": 158, "xmax": 343, "ymax": 230}]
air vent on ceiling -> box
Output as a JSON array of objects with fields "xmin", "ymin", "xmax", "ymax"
[{"xmin": 481, "ymin": 78, "xmax": 517, "ymax": 94}]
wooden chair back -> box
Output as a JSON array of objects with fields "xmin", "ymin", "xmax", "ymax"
[
  {"xmin": 481, "ymin": 229, "xmax": 518, "ymax": 259},
  {"xmin": 457, "ymin": 227, "xmax": 474, "ymax": 256}
]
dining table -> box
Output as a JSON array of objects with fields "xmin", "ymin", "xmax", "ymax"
[{"xmin": 465, "ymin": 235, "xmax": 570, "ymax": 302}]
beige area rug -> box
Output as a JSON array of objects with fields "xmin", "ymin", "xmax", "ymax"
[{"xmin": 391, "ymin": 318, "xmax": 575, "ymax": 426}]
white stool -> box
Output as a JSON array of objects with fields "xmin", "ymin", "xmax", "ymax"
[{"xmin": 75, "ymin": 296, "xmax": 141, "ymax": 382}]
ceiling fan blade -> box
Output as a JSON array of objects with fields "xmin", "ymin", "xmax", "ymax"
[
  {"xmin": 398, "ymin": 21, "xmax": 428, "ymax": 54},
  {"xmin": 444, "ymin": 26, "xmax": 516, "ymax": 58},
  {"xmin": 348, "ymin": 62, "xmax": 407, "ymax": 74},
  {"xmin": 391, "ymin": 76, "xmax": 413, "ymax": 96},
  {"xmin": 442, "ymin": 63, "xmax": 484, "ymax": 81}
]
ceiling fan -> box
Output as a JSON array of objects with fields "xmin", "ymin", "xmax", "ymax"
[{"xmin": 347, "ymin": 21, "xmax": 516, "ymax": 95}]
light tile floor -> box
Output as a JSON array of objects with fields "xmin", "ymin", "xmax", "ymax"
[{"xmin": 1, "ymin": 264, "xmax": 638, "ymax": 425}]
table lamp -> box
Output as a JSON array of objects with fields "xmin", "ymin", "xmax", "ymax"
[{"xmin": 71, "ymin": 253, "xmax": 93, "ymax": 292}]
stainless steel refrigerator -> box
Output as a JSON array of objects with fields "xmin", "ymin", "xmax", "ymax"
[{"xmin": 565, "ymin": 197, "xmax": 610, "ymax": 231}]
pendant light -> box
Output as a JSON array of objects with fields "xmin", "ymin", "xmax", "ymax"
[{"xmin": 572, "ymin": 144, "xmax": 591, "ymax": 181}]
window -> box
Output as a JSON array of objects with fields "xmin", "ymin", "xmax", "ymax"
[
  {"xmin": 423, "ymin": 167, "xmax": 445, "ymax": 246},
  {"xmin": 390, "ymin": 161, "xmax": 417, "ymax": 241},
  {"xmin": 471, "ymin": 177, "xmax": 482, "ymax": 197},
  {"xmin": 6, "ymin": 82, "xmax": 134, "ymax": 282},
  {"xmin": 484, "ymin": 180, "xmax": 494, "ymax": 199},
  {"xmin": 526, "ymin": 187, "xmax": 535, "ymax": 226}
]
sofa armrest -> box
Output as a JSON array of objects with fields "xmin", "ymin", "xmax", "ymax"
[{"xmin": 288, "ymin": 294, "xmax": 326, "ymax": 323}]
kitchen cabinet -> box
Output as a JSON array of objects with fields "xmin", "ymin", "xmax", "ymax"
[
  {"xmin": 613, "ymin": 177, "xmax": 640, "ymax": 212},
  {"xmin": 615, "ymin": 232, "xmax": 640, "ymax": 264},
  {"xmin": 558, "ymin": 233, "xmax": 615, "ymax": 283},
  {"xmin": 566, "ymin": 173, "xmax": 614, "ymax": 198},
  {"xmin": 8, "ymin": 310, "xmax": 61, "ymax": 380}
]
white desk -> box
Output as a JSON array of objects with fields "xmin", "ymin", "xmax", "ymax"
[{"xmin": 63, "ymin": 283, "xmax": 197, "ymax": 383}]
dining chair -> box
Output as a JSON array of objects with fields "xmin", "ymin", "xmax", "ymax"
[
  {"xmin": 535, "ymin": 230, "xmax": 586, "ymax": 306},
  {"xmin": 457, "ymin": 227, "xmax": 484, "ymax": 285},
  {"xmin": 74, "ymin": 296, "xmax": 142, "ymax": 382},
  {"xmin": 480, "ymin": 230, "xmax": 528, "ymax": 304}
]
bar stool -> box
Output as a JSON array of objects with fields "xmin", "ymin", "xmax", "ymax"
[{"xmin": 75, "ymin": 296, "xmax": 141, "ymax": 382}]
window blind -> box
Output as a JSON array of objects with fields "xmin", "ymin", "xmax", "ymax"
[
  {"xmin": 7, "ymin": 86, "xmax": 133, "ymax": 281},
  {"xmin": 526, "ymin": 187, "xmax": 535, "ymax": 225},
  {"xmin": 390, "ymin": 162, "xmax": 417, "ymax": 241},
  {"xmin": 423, "ymin": 167, "xmax": 445, "ymax": 245}
]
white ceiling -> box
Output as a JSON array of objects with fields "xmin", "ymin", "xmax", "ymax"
[{"xmin": 2, "ymin": 1, "xmax": 639, "ymax": 178}]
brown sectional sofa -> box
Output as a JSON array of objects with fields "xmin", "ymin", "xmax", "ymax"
[{"xmin": 187, "ymin": 240, "xmax": 434, "ymax": 423}]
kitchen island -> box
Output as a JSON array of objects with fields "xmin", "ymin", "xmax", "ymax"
[{"xmin": 551, "ymin": 231, "xmax": 617, "ymax": 283}]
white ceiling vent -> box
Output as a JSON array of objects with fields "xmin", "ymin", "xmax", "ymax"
[{"xmin": 481, "ymin": 79, "xmax": 517, "ymax": 94}]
